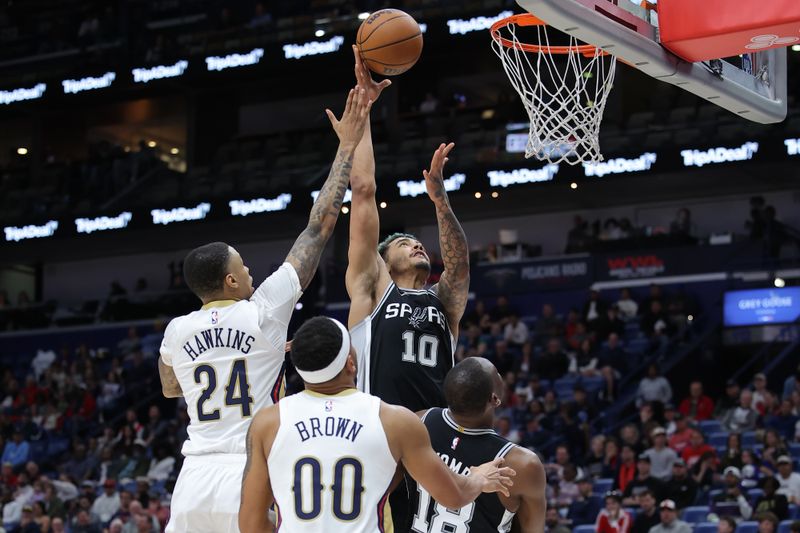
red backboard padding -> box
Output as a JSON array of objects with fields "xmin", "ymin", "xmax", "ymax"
[{"xmin": 658, "ymin": 0, "xmax": 800, "ymax": 62}]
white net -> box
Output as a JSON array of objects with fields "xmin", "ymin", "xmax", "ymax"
[{"xmin": 491, "ymin": 19, "xmax": 617, "ymax": 165}]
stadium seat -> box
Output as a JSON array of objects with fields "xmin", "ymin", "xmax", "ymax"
[
  {"xmin": 682, "ymin": 506, "xmax": 709, "ymax": 523},
  {"xmin": 708, "ymin": 489, "xmax": 723, "ymax": 504},
  {"xmin": 698, "ymin": 420, "xmax": 723, "ymax": 435},
  {"xmin": 708, "ymin": 432, "xmax": 730, "ymax": 448},
  {"xmin": 695, "ymin": 523, "xmax": 718, "ymax": 533},
  {"xmin": 789, "ymin": 442, "xmax": 800, "ymax": 458},
  {"xmin": 778, "ymin": 521, "xmax": 793, "ymax": 533},
  {"xmin": 747, "ymin": 488, "xmax": 764, "ymax": 502},
  {"xmin": 789, "ymin": 504, "xmax": 798, "ymax": 519},
  {"xmin": 574, "ymin": 525, "xmax": 596, "ymax": 533},
  {"xmin": 594, "ymin": 478, "xmax": 613, "ymax": 494},
  {"xmin": 737, "ymin": 522, "xmax": 759, "ymax": 533},
  {"xmin": 741, "ymin": 431, "xmax": 756, "ymax": 447}
]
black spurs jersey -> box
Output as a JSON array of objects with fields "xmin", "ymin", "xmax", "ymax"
[
  {"xmin": 351, "ymin": 281, "xmax": 455, "ymax": 413},
  {"xmin": 408, "ymin": 408, "xmax": 517, "ymax": 533}
]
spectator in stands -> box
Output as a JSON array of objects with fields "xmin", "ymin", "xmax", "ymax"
[
  {"xmin": 718, "ymin": 516, "xmax": 737, "ymax": 533},
  {"xmin": 247, "ymin": 2, "xmax": 273, "ymax": 28},
  {"xmin": 595, "ymin": 491, "xmax": 632, "ymax": 533},
  {"xmin": 630, "ymin": 490, "xmax": 660, "ymax": 533},
  {"xmin": 617, "ymin": 446, "xmax": 639, "ymax": 493},
  {"xmin": 570, "ymin": 340, "xmax": 599, "ymax": 378},
  {"xmin": 712, "ymin": 466, "xmax": 753, "ymax": 520},
  {"xmin": 419, "ymin": 92, "xmax": 439, "ymax": 114},
  {"xmin": 719, "ymin": 433, "xmax": 743, "ymax": 471},
  {"xmin": 117, "ymin": 327, "xmax": 141, "ymax": 357},
  {"xmin": 545, "ymin": 506, "xmax": 571, "ymax": 533},
  {"xmin": 61, "ymin": 444, "xmax": 96, "ymax": 483},
  {"xmin": 679, "ymin": 381, "xmax": 715, "ymax": 422},
  {"xmin": 520, "ymin": 415, "xmax": 552, "ymax": 454},
  {"xmin": 620, "ymin": 424, "xmax": 643, "ymax": 455},
  {"xmin": 582, "ymin": 289, "xmax": 608, "ymax": 331},
  {"xmin": 644, "ymin": 427, "xmax": 678, "ymax": 481},
  {"xmin": 90, "ymin": 479, "xmax": 120, "ymax": 525},
  {"xmin": 752, "ymin": 373, "xmax": 773, "ymax": 415},
  {"xmin": 557, "ymin": 464, "xmax": 581, "ymax": 508},
  {"xmin": 490, "ymin": 296, "xmax": 515, "ymax": 326},
  {"xmin": 740, "ymin": 449, "xmax": 762, "ymax": 490},
  {"xmin": 599, "ymin": 333, "xmax": 628, "ymax": 401},
  {"xmin": 721, "ymin": 389, "xmax": 759, "ymax": 433},
  {"xmin": 641, "ymin": 300, "xmax": 672, "ymax": 342},
  {"xmin": 682, "ymin": 429, "xmax": 715, "ymax": 469},
  {"xmin": 504, "ymin": 314, "xmax": 529, "ymax": 347},
  {"xmin": 567, "ymin": 321, "xmax": 590, "ymax": 351},
  {"xmin": 585, "ymin": 435, "xmax": 607, "ymax": 479},
  {"xmin": 566, "ymin": 216, "xmax": 591, "ymax": 254},
  {"xmin": 536, "ymin": 338, "xmax": 570, "ymax": 381},
  {"xmin": 651, "ymin": 499, "xmax": 691, "ymax": 533},
  {"xmin": 603, "ymin": 438, "xmax": 621, "ymax": 479},
  {"xmin": 1, "ymin": 429, "xmax": 29, "ymax": 469},
  {"xmin": 594, "ymin": 306, "xmax": 625, "ymax": 343},
  {"xmin": 783, "ymin": 365, "xmax": 800, "ymax": 400},
  {"xmin": 716, "ymin": 380, "xmax": 742, "ymax": 418},
  {"xmin": 754, "ymin": 476, "xmax": 789, "ymax": 520},
  {"xmin": 534, "ymin": 304, "xmax": 563, "ymax": 342},
  {"xmin": 775, "ymin": 455, "xmax": 800, "ymax": 503},
  {"xmin": 665, "ymin": 459, "xmax": 697, "ymax": 510},
  {"xmin": 762, "ymin": 430, "xmax": 789, "ymax": 470},
  {"xmin": 495, "ymin": 416, "xmax": 521, "ymax": 444},
  {"xmin": 622, "ymin": 455, "xmax": 665, "ymax": 505},
  {"xmin": 766, "ymin": 399, "xmax": 799, "ymax": 442},
  {"xmin": 670, "ymin": 208, "xmax": 693, "ymax": 237},
  {"xmin": 636, "ymin": 364, "xmax": 672, "ymax": 408},
  {"xmin": 616, "ymin": 288, "xmax": 639, "ymax": 320},
  {"xmin": 72, "ymin": 508, "xmax": 100, "ymax": 533},
  {"xmin": 569, "ymin": 475, "xmax": 602, "ymax": 526},
  {"xmin": 757, "ymin": 512, "xmax": 780, "ymax": 533},
  {"xmin": 691, "ymin": 451, "xmax": 718, "ymax": 495}
]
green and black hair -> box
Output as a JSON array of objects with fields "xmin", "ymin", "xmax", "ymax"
[{"xmin": 377, "ymin": 232, "xmax": 418, "ymax": 259}]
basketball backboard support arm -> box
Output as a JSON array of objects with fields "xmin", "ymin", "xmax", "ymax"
[{"xmin": 516, "ymin": 0, "xmax": 788, "ymax": 124}]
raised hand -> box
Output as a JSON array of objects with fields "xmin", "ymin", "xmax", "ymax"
[
  {"xmin": 423, "ymin": 142, "xmax": 456, "ymax": 204},
  {"xmin": 352, "ymin": 45, "xmax": 392, "ymax": 103},
  {"xmin": 326, "ymin": 87, "xmax": 373, "ymax": 146},
  {"xmin": 469, "ymin": 457, "xmax": 516, "ymax": 497}
]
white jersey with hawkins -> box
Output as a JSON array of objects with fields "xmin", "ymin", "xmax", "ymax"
[
  {"xmin": 160, "ymin": 262, "xmax": 302, "ymax": 456},
  {"xmin": 268, "ymin": 390, "xmax": 397, "ymax": 533}
]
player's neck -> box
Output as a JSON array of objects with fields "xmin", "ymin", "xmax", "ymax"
[
  {"xmin": 392, "ymin": 272, "xmax": 428, "ymax": 290},
  {"xmin": 448, "ymin": 409, "xmax": 494, "ymax": 430},
  {"xmin": 304, "ymin": 378, "xmax": 357, "ymax": 396}
]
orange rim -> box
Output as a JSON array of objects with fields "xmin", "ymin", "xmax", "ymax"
[{"xmin": 491, "ymin": 13, "xmax": 604, "ymax": 58}]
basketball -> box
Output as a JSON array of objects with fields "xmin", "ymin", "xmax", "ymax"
[{"xmin": 357, "ymin": 8, "xmax": 423, "ymax": 76}]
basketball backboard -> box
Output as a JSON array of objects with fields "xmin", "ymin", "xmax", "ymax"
[{"xmin": 515, "ymin": 0, "xmax": 789, "ymax": 124}]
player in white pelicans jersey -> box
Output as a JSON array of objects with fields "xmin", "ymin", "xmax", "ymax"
[
  {"xmin": 239, "ymin": 316, "xmax": 517, "ymax": 533},
  {"xmin": 158, "ymin": 87, "xmax": 374, "ymax": 533}
]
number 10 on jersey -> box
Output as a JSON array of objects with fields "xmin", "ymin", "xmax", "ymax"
[{"xmin": 401, "ymin": 330, "xmax": 439, "ymax": 367}]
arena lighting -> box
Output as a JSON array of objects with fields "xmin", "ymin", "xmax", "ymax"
[
  {"xmin": 379, "ymin": 201, "xmax": 387, "ymax": 209},
  {"xmin": 358, "ymin": 12, "xmax": 370, "ymax": 20},
  {"xmin": 474, "ymin": 192, "xmax": 482, "ymax": 199},
  {"xmin": 61, "ymin": 72, "xmax": 116, "ymax": 94},
  {"xmin": 792, "ymin": 44, "xmax": 800, "ymax": 52},
  {"xmin": 583, "ymin": 153, "xmax": 657, "ymax": 177},
  {"xmin": 0, "ymin": 83, "xmax": 46, "ymax": 105},
  {"xmin": 315, "ymin": 29, "xmax": 326, "ymax": 38},
  {"xmin": 16, "ymin": 147, "xmax": 28, "ymax": 155},
  {"xmin": 283, "ymin": 36, "xmax": 345, "ymax": 60},
  {"xmin": 491, "ymin": 191, "xmax": 499, "ymax": 198},
  {"xmin": 447, "ymin": 11, "xmax": 513, "ymax": 35},
  {"xmin": 341, "ymin": 206, "xmax": 349, "ymax": 214},
  {"xmin": 229, "ymin": 194, "xmax": 292, "ymax": 216},
  {"xmin": 486, "ymin": 164, "xmax": 560, "ymax": 188},
  {"xmin": 74, "ymin": 212, "xmax": 133, "ymax": 234},
  {"xmin": 170, "ymin": 148, "xmax": 179, "ymax": 155},
  {"xmin": 147, "ymin": 141, "xmax": 157, "ymax": 148},
  {"xmin": 775, "ymin": 277, "xmax": 786, "ymax": 288},
  {"xmin": 505, "ymin": 133, "xmax": 528, "ymax": 154},
  {"xmin": 151, "ymin": 202, "xmax": 211, "ymax": 225},
  {"xmin": 680, "ymin": 141, "xmax": 759, "ymax": 167},
  {"xmin": 396, "ymin": 173, "xmax": 466, "ymax": 198},
  {"xmin": 310, "ymin": 188, "xmax": 352, "ymax": 203},
  {"xmin": 205, "ymin": 48, "xmax": 265, "ymax": 72},
  {"xmin": 132, "ymin": 60, "xmax": 189, "ymax": 83},
  {"xmin": 4, "ymin": 221, "xmax": 58, "ymax": 242},
  {"xmin": 785, "ymin": 138, "xmax": 800, "ymax": 155},
  {"xmin": 570, "ymin": 182, "xmax": 578, "ymax": 189}
]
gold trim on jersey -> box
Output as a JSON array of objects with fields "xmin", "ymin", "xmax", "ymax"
[
  {"xmin": 200, "ymin": 299, "xmax": 239, "ymax": 309},
  {"xmin": 301, "ymin": 388, "xmax": 359, "ymax": 398}
]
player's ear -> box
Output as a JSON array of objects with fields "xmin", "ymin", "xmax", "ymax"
[
  {"xmin": 224, "ymin": 272, "xmax": 237, "ymax": 290},
  {"xmin": 345, "ymin": 351, "xmax": 357, "ymax": 375}
]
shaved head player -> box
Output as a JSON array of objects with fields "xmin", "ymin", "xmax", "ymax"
[{"xmin": 157, "ymin": 88, "xmax": 373, "ymax": 533}]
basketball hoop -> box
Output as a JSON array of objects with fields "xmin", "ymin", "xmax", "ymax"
[{"xmin": 491, "ymin": 13, "xmax": 617, "ymax": 165}]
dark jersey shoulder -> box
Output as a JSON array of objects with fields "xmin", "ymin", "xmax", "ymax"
[
  {"xmin": 368, "ymin": 284, "xmax": 454, "ymax": 412},
  {"xmin": 407, "ymin": 408, "xmax": 516, "ymax": 533}
]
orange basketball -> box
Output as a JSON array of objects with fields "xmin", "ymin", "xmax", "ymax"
[{"xmin": 357, "ymin": 9, "xmax": 423, "ymax": 76}]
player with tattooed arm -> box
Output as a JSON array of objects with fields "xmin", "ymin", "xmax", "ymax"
[{"xmin": 157, "ymin": 87, "xmax": 373, "ymax": 533}]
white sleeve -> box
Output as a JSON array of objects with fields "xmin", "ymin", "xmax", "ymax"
[
  {"xmin": 159, "ymin": 319, "xmax": 179, "ymax": 366},
  {"xmin": 251, "ymin": 262, "xmax": 303, "ymax": 329}
]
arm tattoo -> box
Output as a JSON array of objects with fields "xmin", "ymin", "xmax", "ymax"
[
  {"xmin": 158, "ymin": 358, "xmax": 182, "ymax": 398},
  {"xmin": 240, "ymin": 422, "xmax": 254, "ymax": 503},
  {"xmin": 286, "ymin": 146, "xmax": 355, "ymax": 288},
  {"xmin": 432, "ymin": 190, "xmax": 470, "ymax": 326}
]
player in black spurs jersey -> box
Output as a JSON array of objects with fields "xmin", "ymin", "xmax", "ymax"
[{"xmin": 409, "ymin": 357, "xmax": 546, "ymax": 533}]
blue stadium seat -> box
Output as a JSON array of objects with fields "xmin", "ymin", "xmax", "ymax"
[
  {"xmin": 736, "ymin": 521, "xmax": 759, "ymax": 533},
  {"xmin": 747, "ymin": 488, "xmax": 764, "ymax": 503},
  {"xmin": 698, "ymin": 420, "xmax": 723, "ymax": 435},
  {"xmin": 778, "ymin": 520, "xmax": 793, "ymax": 533},
  {"xmin": 594, "ymin": 478, "xmax": 613, "ymax": 494},
  {"xmin": 741, "ymin": 431, "xmax": 757, "ymax": 447},
  {"xmin": 708, "ymin": 432, "xmax": 730, "ymax": 448},
  {"xmin": 582, "ymin": 376, "xmax": 605, "ymax": 393},
  {"xmin": 789, "ymin": 504, "xmax": 798, "ymax": 519},
  {"xmin": 682, "ymin": 506, "xmax": 710, "ymax": 524},
  {"xmin": 695, "ymin": 523, "xmax": 718, "ymax": 533},
  {"xmin": 707, "ymin": 489, "xmax": 724, "ymax": 504},
  {"xmin": 789, "ymin": 442, "xmax": 800, "ymax": 459},
  {"xmin": 574, "ymin": 525, "xmax": 596, "ymax": 533}
]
